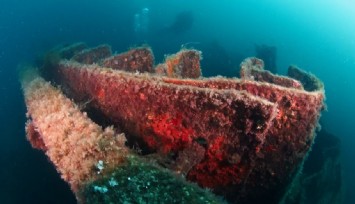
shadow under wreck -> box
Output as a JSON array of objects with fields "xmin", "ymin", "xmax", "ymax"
[{"xmin": 21, "ymin": 43, "xmax": 325, "ymax": 204}]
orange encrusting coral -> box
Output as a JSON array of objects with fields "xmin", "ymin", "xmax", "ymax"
[
  {"xmin": 166, "ymin": 55, "xmax": 181, "ymax": 78},
  {"xmin": 21, "ymin": 74, "xmax": 129, "ymax": 193},
  {"xmin": 156, "ymin": 49, "xmax": 202, "ymax": 78}
]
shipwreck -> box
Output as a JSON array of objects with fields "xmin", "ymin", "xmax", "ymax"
[{"xmin": 21, "ymin": 42, "xmax": 325, "ymax": 203}]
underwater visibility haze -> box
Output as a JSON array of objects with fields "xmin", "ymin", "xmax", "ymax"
[{"xmin": 0, "ymin": 0, "xmax": 354, "ymax": 203}]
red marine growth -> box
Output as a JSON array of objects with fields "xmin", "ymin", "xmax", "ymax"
[{"xmin": 39, "ymin": 44, "xmax": 324, "ymax": 203}]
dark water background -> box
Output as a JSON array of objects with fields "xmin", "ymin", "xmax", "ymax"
[{"xmin": 0, "ymin": 0, "xmax": 354, "ymax": 203}]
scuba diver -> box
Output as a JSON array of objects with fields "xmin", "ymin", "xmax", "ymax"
[{"xmin": 134, "ymin": 7, "xmax": 150, "ymax": 41}]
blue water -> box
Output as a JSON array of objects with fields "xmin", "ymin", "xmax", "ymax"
[{"xmin": 0, "ymin": 0, "xmax": 354, "ymax": 203}]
